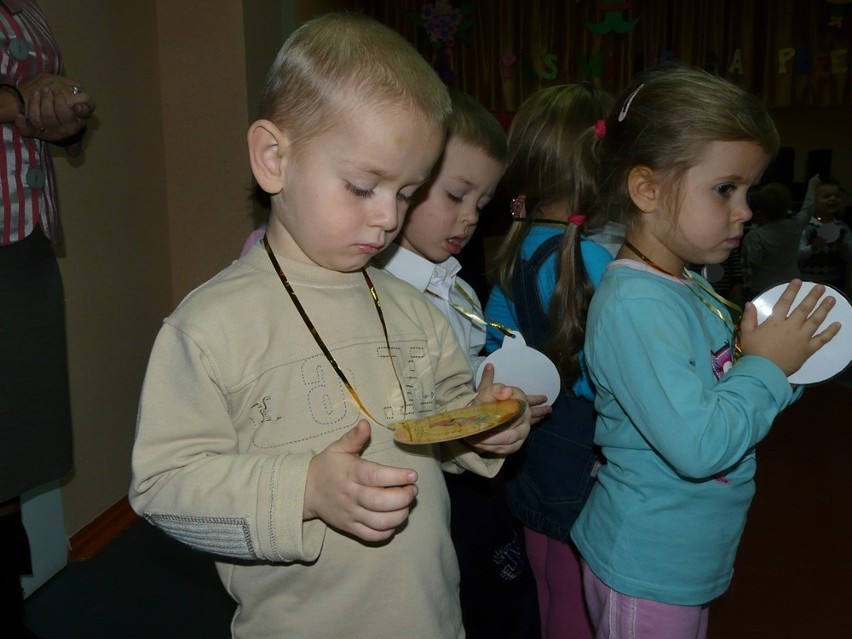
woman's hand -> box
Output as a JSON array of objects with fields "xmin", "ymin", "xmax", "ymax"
[{"xmin": 14, "ymin": 74, "xmax": 94, "ymax": 142}]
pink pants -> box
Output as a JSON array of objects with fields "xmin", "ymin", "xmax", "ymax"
[
  {"xmin": 524, "ymin": 527, "xmax": 593, "ymax": 639},
  {"xmin": 582, "ymin": 562, "xmax": 709, "ymax": 639}
]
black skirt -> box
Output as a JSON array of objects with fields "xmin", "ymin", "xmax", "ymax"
[{"xmin": 0, "ymin": 228, "xmax": 73, "ymax": 501}]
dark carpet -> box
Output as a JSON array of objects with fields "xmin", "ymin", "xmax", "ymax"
[
  {"xmin": 25, "ymin": 518, "xmax": 235, "ymax": 639},
  {"xmin": 23, "ymin": 370, "xmax": 852, "ymax": 639}
]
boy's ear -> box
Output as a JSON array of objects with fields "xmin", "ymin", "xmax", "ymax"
[
  {"xmin": 247, "ymin": 119, "xmax": 290, "ymax": 195},
  {"xmin": 628, "ymin": 165, "xmax": 660, "ymax": 213}
]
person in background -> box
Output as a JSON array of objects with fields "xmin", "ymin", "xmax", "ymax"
[
  {"xmin": 129, "ymin": 14, "xmax": 531, "ymax": 638},
  {"xmin": 374, "ymin": 87, "xmax": 543, "ymax": 639},
  {"xmin": 742, "ymin": 181, "xmax": 808, "ymax": 298},
  {"xmin": 0, "ymin": 2, "xmax": 95, "ymax": 637},
  {"xmin": 798, "ymin": 174, "xmax": 851, "ymax": 292},
  {"xmin": 571, "ymin": 63, "xmax": 839, "ymax": 639},
  {"xmin": 701, "ymin": 246, "xmax": 746, "ymax": 307},
  {"xmin": 483, "ymin": 83, "xmax": 613, "ymax": 639}
]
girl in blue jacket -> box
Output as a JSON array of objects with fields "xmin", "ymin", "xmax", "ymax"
[{"xmin": 484, "ymin": 83, "xmax": 613, "ymax": 639}]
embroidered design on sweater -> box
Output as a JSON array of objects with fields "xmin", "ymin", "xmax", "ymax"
[
  {"xmin": 248, "ymin": 396, "xmax": 279, "ymax": 428},
  {"xmin": 711, "ymin": 344, "xmax": 733, "ymax": 380}
]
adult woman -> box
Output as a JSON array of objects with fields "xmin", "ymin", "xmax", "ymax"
[{"xmin": 1, "ymin": 1, "xmax": 94, "ymax": 635}]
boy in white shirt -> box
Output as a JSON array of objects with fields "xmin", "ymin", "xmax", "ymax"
[
  {"xmin": 376, "ymin": 89, "xmax": 505, "ymax": 370},
  {"xmin": 375, "ymin": 89, "xmax": 542, "ymax": 639}
]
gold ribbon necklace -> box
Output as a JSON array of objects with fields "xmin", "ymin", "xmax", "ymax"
[
  {"xmin": 263, "ymin": 235, "xmax": 407, "ymax": 427},
  {"xmin": 425, "ymin": 283, "xmax": 516, "ymax": 338}
]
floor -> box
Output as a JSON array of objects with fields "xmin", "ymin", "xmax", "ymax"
[
  {"xmin": 25, "ymin": 516, "xmax": 235, "ymax": 639},
  {"xmin": 24, "ymin": 374, "xmax": 851, "ymax": 638},
  {"xmin": 707, "ymin": 373, "xmax": 852, "ymax": 638}
]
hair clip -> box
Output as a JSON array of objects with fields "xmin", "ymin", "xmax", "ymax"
[
  {"xmin": 594, "ymin": 119, "xmax": 606, "ymax": 140},
  {"xmin": 511, "ymin": 194, "xmax": 527, "ymax": 219},
  {"xmin": 568, "ymin": 213, "xmax": 587, "ymax": 226},
  {"xmin": 618, "ymin": 83, "xmax": 644, "ymax": 122}
]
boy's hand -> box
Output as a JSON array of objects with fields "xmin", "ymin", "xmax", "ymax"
[
  {"xmin": 303, "ymin": 420, "xmax": 418, "ymax": 543},
  {"xmin": 740, "ymin": 280, "xmax": 841, "ymax": 376},
  {"xmin": 463, "ymin": 364, "xmax": 532, "ymax": 455},
  {"xmin": 526, "ymin": 394, "xmax": 553, "ymax": 426}
]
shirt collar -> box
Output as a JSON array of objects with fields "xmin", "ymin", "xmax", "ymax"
[{"xmin": 378, "ymin": 244, "xmax": 461, "ymax": 297}]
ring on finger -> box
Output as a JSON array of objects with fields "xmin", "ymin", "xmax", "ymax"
[{"xmin": 71, "ymin": 85, "xmax": 82, "ymax": 95}]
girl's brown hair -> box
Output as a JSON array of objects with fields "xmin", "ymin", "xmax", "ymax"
[
  {"xmin": 592, "ymin": 63, "xmax": 780, "ymax": 232},
  {"xmin": 491, "ymin": 83, "xmax": 613, "ymax": 385}
]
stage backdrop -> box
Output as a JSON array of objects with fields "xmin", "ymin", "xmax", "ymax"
[{"xmin": 344, "ymin": 0, "xmax": 852, "ymax": 111}]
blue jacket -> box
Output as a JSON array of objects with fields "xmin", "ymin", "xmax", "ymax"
[{"xmin": 484, "ymin": 227, "xmax": 611, "ymax": 540}]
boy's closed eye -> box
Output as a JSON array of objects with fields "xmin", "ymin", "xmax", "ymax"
[
  {"xmin": 346, "ymin": 181, "xmax": 424, "ymax": 205},
  {"xmin": 346, "ymin": 183, "xmax": 374, "ymax": 198},
  {"xmin": 446, "ymin": 190, "xmax": 491, "ymax": 213}
]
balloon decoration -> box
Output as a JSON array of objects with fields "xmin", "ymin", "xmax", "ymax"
[{"xmin": 409, "ymin": 1, "xmax": 475, "ymax": 85}]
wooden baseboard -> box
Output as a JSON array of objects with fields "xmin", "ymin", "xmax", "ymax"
[{"xmin": 68, "ymin": 496, "xmax": 138, "ymax": 562}]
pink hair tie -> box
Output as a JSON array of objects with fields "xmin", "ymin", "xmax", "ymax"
[
  {"xmin": 568, "ymin": 213, "xmax": 586, "ymax": 226},
  {"xmin": 594, "ymin": 119, "xmax": 606, "ymax": 140}
]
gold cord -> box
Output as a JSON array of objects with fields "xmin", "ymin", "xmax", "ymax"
[
  {"xmin": 425, "ymin": 284, "xmax": 516, "ymax": 338},
  {"xmin": 263, "ymin": 235, "xmax": 407, "ymax": 428}
]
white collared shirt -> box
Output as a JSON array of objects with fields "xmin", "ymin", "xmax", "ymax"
[{"xmin": 378, "ymin": 244, "xmax": 486, "ymax": 373}]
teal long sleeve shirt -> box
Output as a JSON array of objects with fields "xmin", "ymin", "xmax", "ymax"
[{"xmin": 571, "ymin": 262, "xmax": 797, "ymax": 605}]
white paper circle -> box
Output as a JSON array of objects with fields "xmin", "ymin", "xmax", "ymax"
[
  {"xmin": 752, "ymin": 281, "xmax": 852, "ymax": 384},
  {"xmin": 475, "ymin": 331, "xmax": 562, "ymax": 405},
  {"xmin": 817, "ymin": 222, "xmax": 841, "ymax": 243}
]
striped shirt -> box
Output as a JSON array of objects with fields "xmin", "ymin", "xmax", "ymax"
[{"xmin": 1, "ymin": 0, "xmax": 62, "ymax": 246}]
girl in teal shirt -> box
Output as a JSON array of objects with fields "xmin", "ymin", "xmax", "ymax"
[{"xmin": 570, "ymin": 64, "xmax": 840, "ymax": 639}]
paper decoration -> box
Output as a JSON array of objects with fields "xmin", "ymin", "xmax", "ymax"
[
  {"xmin": 409, "ymin": 1, "xmax": 474, "ymax": 49},
  {"xmin": 587, "ymin": 1, "xmax": 639, "ymax": 35},
  {"xmin": 826, "ymin": 0, "xmax": 852, "ymax": 30},
  {"xmin": 475, "ymin": 331, "xmax": 562, "ymax": 406},
  {"xmin": 409, "ymin": 1, "xmax": 475, "ymax": 85}
]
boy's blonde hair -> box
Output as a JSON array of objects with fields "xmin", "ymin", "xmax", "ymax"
[
  {"xmin": 592, "ymin": 63, "xmax": 780, "ymax": 228},
  {"xmin": 446, "ymin": 89, "xmax": 507, "ymax": 163},
  {"xmin": 259, "ymin": 12, "xmax": 451, "ymax": 147}
]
